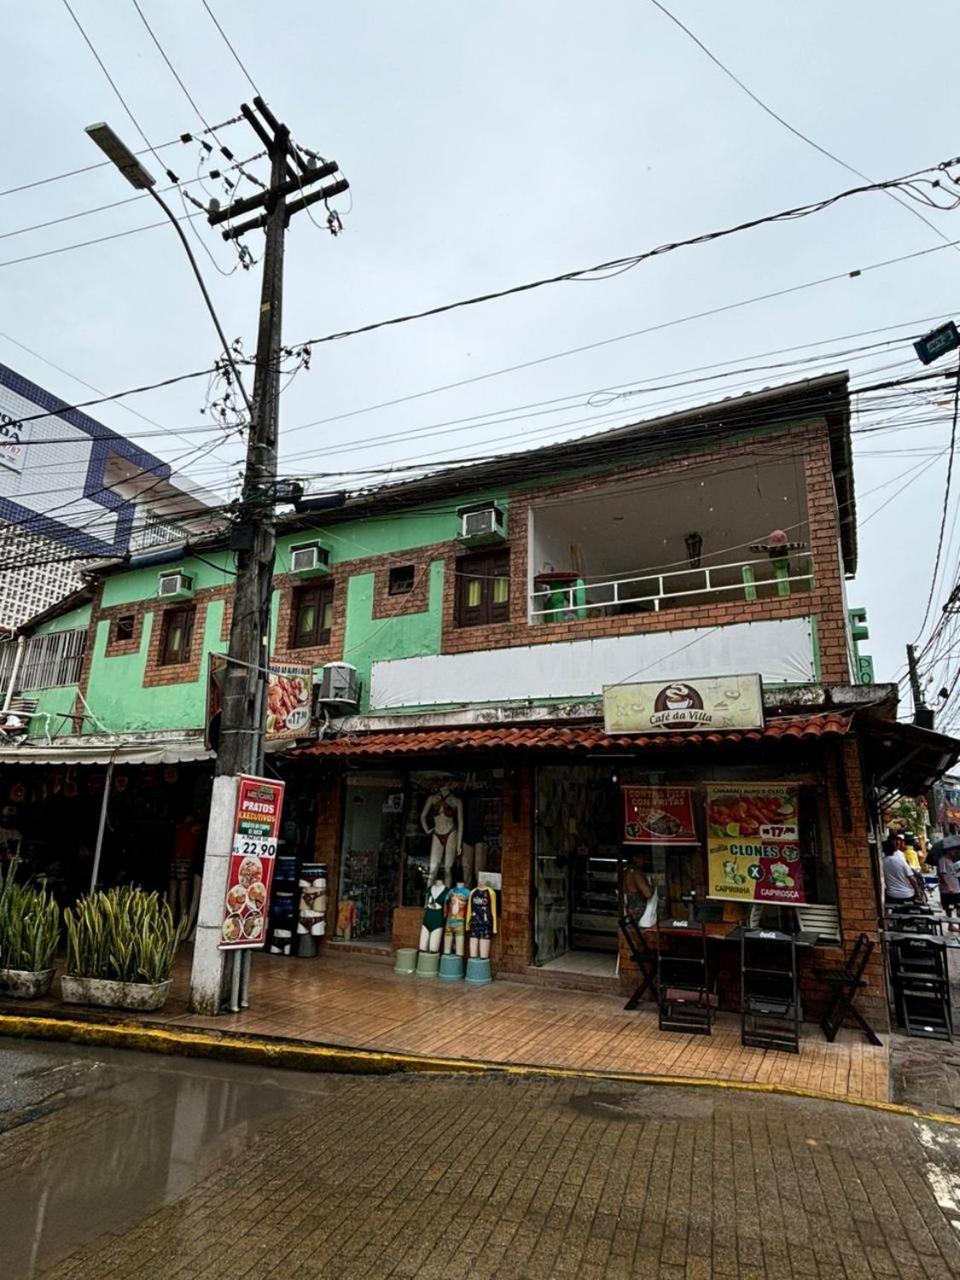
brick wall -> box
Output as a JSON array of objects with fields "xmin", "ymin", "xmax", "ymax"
[
  {"xmin": 439, "ymin": 423, "xmax": 852, "ymax": 683},
  {"xmin": 498, "ymin": 760, "xmax": 534, "ymax": 975}
]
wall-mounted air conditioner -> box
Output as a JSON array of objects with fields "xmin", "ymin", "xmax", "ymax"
[
  {"xmin": 289, "ymin": 541, "xmax": 331, "ymax": 577},
  {"xmin": 457, "ymin": 502, "xmax": 506, "ymax": 545},
  {"xmin": 157, "ymin": 571, "xmax": 194, "ymax": 600},
  {"xmin": 316, "ymin": 661, "xmax": 359, "ymax": 710}
]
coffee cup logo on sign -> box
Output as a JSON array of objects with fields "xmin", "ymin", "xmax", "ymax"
[{"xmin": 650, "ymin": 683, "xmax": 710, "ymax": 729}]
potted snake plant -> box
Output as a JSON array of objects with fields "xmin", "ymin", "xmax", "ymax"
[
  {"xmin": 0, "ymin": 859, "xmax": 60, "ymax": 999},
  {"xmin": 62, "ymin": 886, "xmax": 185, "ymax": 1012}
]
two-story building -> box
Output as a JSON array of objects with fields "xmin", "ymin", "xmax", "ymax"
[{"xmin": 1, "ymin": 371, "xmax": 956, "ymax": 1025}]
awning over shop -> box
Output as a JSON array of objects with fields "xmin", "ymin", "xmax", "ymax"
[
  {"xmin": 860, "ymin": 717, "xmax": 960, "ymax": 798},
  {"xmin": 295, "ymin": 712, "xmax": 853, "ymax": 759},
  {"xmin": 0, "ymin": 739, "xmax": 214, "ymax": 766}
]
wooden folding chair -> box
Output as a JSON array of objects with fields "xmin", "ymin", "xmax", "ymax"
[
  {"xmin": 815, "ymin": 933, "xmax": 882, "ymax": 1046},
  {"xmin": 618, "ymin": 913, "xmax": 657, "ymax": 1010}
]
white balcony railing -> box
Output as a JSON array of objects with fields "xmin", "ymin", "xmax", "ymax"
[
  {"xmin": 128, "ymin": 514, "xmax": 189, "ymax": 553},
  {"xmin": 530, "ymin": 555, "xmax": 814, "ymax": 623}
]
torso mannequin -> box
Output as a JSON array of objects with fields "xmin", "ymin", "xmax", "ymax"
[
  {"xmin": 419, "ymin": 879, "xmax": 450, "ymax": 953},
  {"xmin": 421, "ymin": 787, "xmax": 463, "ymax": 885},
  {"xmin": 467, "ymin": 885, "xmax": 498, "ymax": 959},
  {"xmin": 444, "ymin": 882, "xmax": 470, "ymax": 956}
]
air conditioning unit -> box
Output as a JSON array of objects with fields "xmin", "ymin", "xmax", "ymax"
[
  {"xmin": 290, "ymin": 541, "xmax": 331, "ymax": 577},
  {"xmin": 157, "ymin": 571, "xmax": 194, "ymax": 600},
  {"xmin": 316, "ymin": 661, "xmax": 359, "ymax": 710},
  {"xmin": 457, "ymin": 502, "xmax": 506, "ymax": 545}
]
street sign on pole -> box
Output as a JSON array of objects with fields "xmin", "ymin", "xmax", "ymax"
[{"xmin": 914, "ymin": 320, "xmax": 960, "ymax": 366}]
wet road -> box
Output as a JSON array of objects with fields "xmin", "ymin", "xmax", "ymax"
[{"xmin": 3, "ymin": 1039, "xmax": 960, "ymax": 1279}]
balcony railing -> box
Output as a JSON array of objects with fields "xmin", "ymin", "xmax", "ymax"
[
  {"xmin": 529, "ymin": 555, "xmax": 814, "ymax": 623},
  {"xmin": 128, "ymin": 514, "xmax": 189, "ymax": 553}
]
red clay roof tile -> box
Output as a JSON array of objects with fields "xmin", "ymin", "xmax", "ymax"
[{"xmin": 297, "ymin": 712, "xmax": 851, "ymax": 758}]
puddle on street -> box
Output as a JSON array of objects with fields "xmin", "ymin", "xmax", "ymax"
[{"xmin": 1, "ymin": 1041, "xmax": 325, "ymax": 1280}]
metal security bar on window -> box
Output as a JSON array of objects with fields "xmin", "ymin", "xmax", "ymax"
[
  {"xmin": 529, "ymin": 555, "xmax": 815, "ymax": 623},
  {"xmin": 128, "ymin": 513, "xmax": 189, "ymax": 553},
  {"xmin": 16, "ymin": 629, "xmax": 87, "ymax": 691}
]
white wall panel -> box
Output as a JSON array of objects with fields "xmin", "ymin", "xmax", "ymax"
[{"xmin": 370, "ymin": 616, "xmax": 816, "ymax": 710}]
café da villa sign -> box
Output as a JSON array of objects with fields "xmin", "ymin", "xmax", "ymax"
[{"xmin": 602, "ymin": 674, "xmax": 764, "ymax": 735}]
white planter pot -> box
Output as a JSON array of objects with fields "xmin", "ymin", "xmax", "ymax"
[
  {"xmin": 60, "ymin": 975, "xmax": 172, "ymax": 1012},
  {"xmin": 0, "ymin": 967, "xmax": 55, "ymax": 999}
]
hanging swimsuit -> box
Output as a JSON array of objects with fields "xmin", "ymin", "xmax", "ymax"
[{"xmin": 422, "ymin": 885, "xmax": 449, "ymax": 932}]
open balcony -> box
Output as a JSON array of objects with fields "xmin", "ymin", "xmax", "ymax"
[{"xmin": 528, "ymin": 455, "xmax": 814, "ymax": 624}]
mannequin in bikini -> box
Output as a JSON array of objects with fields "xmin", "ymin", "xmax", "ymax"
[
  {"xmin": 443, "ymin": 880, "xmax": 470, "ymax": 957},
  {"xmin": 420, "ymin": 879, "xmax": 449, "ymax": 953},
  {"xmin": 420, "ymin": 785, "xmax": 463, "ymax": 885},
  {"xmin": 467, "ymin": 885, "xmax": 498, "ymax": 960}
]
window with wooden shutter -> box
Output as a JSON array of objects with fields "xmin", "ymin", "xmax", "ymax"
[
  {"xmin": 455, "ymin": 550, "xmax": 510, "ymax": 627},
  {"xmin": 158, "ymin": 606, "xmax": 196, "ymax": 666},
  {"xmin": 290, "ymin": 582, "xmax": 334, "ymax": 648}
]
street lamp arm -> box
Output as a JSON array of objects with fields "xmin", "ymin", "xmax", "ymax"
[{"xmin": 146, "ymin": 187, "xmax": 255, "ymax": 421}]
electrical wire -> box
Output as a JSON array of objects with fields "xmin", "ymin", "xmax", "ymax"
[
  {"xmin": 647, "ymin": 0, "xmax": 960, "ymax": 254},
  {"xmin": 60, "ymin": 0, "xmax": 173, "ymax": 180},
  {"xmin": 0, "ymin": 208, "xmax": 206, "ymax": 270},
  {"xmin": 915, "ymin": 360, "xmax": 960, "ymax": 639},
  {"xmin": 0, "ymin": 139, "xmax": 183, "ymax": 200},
  {"xmin": 292, "ymin": 160, "xmax": 960, "ymax": 351},
  {"xmin": 201, "ymin": 0, "xmax": 261, "ymax": 96}
]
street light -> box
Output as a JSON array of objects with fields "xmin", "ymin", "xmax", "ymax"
[
  {"xmin": 85, "ymin": 122, "xmax": 156, "ymax": 190},
  {"xmin": 85, "ymin": 121, "xmax": 253, "ymax": 419}
]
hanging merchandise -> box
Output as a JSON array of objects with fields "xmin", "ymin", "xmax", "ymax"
[
  {"xmin": 622, "ymin": 786, "xmax": 698, "ymax": 846},
  {"xmin": 706, "ymin": 783, "xmax": 805, "ymax": 904}
]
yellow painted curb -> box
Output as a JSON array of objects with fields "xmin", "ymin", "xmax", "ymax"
[{"xmin": 1, "ymin": 1011, "xmax": 957, "ymax": 1129}]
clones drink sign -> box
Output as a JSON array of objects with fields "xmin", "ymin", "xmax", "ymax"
[
  {"xmin": 706, "ymin": 783, "xmax": 805, "ymax": 904},
  {"xmin": 603, "ymin": 674, "xmax": 763, "ymax": 735},
  {"xmin": 219, "ymin": 775, "xmax": 286, "ymax": 949}
]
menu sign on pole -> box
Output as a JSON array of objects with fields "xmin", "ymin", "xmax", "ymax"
[
  {"xmin": 219, "ymin": 775, "xmax": 286, "ymax": 949},
  {"xmin": 706, "ymin": 783, "xmax": 806, "ymax": 904},
  {"xmin": 623, "ymin": 786, "xmax": 698, "ymax": 845}
]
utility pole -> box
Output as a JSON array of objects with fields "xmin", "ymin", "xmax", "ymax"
[
  {"xmin": 906, "ymin": 643, "xmax": 935, "ymax": 730},
  {"xmin": 190, "ymin": 98, "xmax": 347, "ymax": 1015}
]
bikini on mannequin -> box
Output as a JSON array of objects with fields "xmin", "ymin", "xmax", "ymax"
[
  {"xmin": 466, "ymin": 884, "xmax": 498, "ymax": 959},
  {"xmin": 443, "ymin": 881, "xmax": 470, "ymax": 956},
  {"xmin": 420, "ymin": 785, "xmax": 463, "ymax": 885},
  {"xmin": 419, "ymin": 878, "xmax": 450, "ymax": 953}
]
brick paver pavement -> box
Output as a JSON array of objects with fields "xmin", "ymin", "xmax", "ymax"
[{"xmin": 7, "ymin": 1063, "xmax": 960, "ymax": 1280}]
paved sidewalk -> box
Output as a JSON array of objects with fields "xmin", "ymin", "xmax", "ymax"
[
  {"xmin": 9, "ymin": 1061, "xmax": 959, "ymax": 1280},
  {"xmin": 0, "ymin": 951, "xmax": 891, "ymax": 1102},
  {"xmin": 890, "ymin": 949, "xmax": 960, "ymax": 1114}
]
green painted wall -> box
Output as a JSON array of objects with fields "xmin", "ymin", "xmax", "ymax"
[
  {"xmin": 32, "ymin": 604, "xmax": 92, "ymax": 636},
  {"xmin": 18, "ymin": 604, "xmax": 93, "ymax": 737},
  {"xmin": 100, "ymin": 553, "xmax": 235, "ymax": 609},
  {"xmin": 341, "ymin": 562, "xmax": 445, "ymax": 711},
  {"xmin": 84, "ymin": 600, "xmax": 227, "ymax": 734}
]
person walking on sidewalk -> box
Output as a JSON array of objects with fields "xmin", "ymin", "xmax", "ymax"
[
  {"xmin": 933, "ymin": 844, "xmax": 960, "ymax": 931},
  {"xmin": 883, "ymin": 836, "xmax": 925, "ymax": 908}
]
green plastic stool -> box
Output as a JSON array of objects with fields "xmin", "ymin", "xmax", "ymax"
[{"xmin": 393, "ymin": 947, "xmax": 417, "ymax": 976}]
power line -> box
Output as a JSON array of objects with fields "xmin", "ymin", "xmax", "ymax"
[
  {"xmin": 915, "ymin": 359, "xmax": 960, "ymax": 640},
  {"xmin": 60, "ymin": 0, "xmax": 174, "ymax": 181},
  {"xmin": 0, "ymin": 138, "xmax": 183, "ymax": 200},
  {"xmin": 0, "ymin": 207, "xmax": 206, "ymax": 270},
  {"xmin": 201, "ymin": 0, "xmax": 261, "ymax": 96},
  {"xmin": 292, "ymin": 159, "xmax": 959, "ymax": 350},
  {"xmin": 647, "ymin": 0, "xmax": 960, "ymax": 254}
]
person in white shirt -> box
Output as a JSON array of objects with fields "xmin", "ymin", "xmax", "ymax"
[{"xmin": 882, "ymin": 838, "xmax": 924, "ymax": 907}]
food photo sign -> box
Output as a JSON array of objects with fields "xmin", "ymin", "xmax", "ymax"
[
  {"xmin": 623, "ymin": 786, "xmax": 698, "ymax": 846},
  {"xmin": 219, "ymin": 775, "xmax": 286, "ymax": 949},
  {"xmin": 705, "ymin": 783, "xmax": 806, "ymax": 904},
  {"xmin": 267, "ymin": 658, "xmax": 313, "ymax": 739}
]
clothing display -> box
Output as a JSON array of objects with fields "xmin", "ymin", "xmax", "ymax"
[
  {"xmin": 422, "ymin": 882, "xmax": 450, "ymax": 932},
  {"xmin": 467, "ymin": 886, "xmax": 497, "ymax": 939},
  {"xmin": 445, "ymin": 884, "xmax": 470, "ymax": 934}
]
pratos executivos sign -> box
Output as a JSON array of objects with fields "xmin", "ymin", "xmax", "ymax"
[{"xmin": 603, "ymin": 674, "xmax": 763, "ymax": 735}]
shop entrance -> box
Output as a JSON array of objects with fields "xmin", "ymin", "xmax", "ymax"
[{"xmin": 534, "ymin": 765, "xmax": 620, "ymax": 977}]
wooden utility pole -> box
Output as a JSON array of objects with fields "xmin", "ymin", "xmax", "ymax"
[
  {"xmin": 906, "ymin": 643, "xmax": 934, "ymax": 730},
  {"xmin": 190, "ymin": 99, "xmax": 347, "ymax": 1015}
]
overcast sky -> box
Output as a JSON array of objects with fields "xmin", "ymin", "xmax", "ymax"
[{"xmin": 5, "ymin": 2, "xmax": 960, "ymax": 698}]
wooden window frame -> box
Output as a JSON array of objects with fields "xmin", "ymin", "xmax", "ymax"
[
  {"xmin": 388, "ymin": 564, "xmax": 415, "ymax": 596},
  {"xmin": 290, "ymin": 582, "xmax": 334, "ymax": 649},
  {"xmin": 158, "ymin": 605, "xmax": 196, "ymax": 667},
  {"xmin": 455, "ymin": 549, "xmax": 511, "ymax": 628},
  {"xmin": 113, "ymin": 614, "xmax": 136, "ymax": 643}
]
